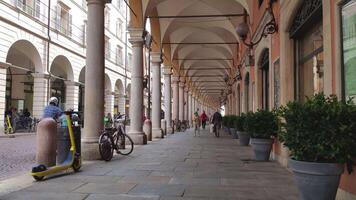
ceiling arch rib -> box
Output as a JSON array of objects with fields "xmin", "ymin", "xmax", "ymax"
[{"xmin": 144, "ymin": 0, "xmax": 249, "ymax": 105}]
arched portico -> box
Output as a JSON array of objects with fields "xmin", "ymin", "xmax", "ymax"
[
  {"xmin": 5, "ymin": 40, "xmax": 44, "ymax": 120},
  {"xmin": 114, "ymin": 79, "xmax": 125, "ymax": 115},
  {"xmin": 50, "ymin": 55, "xmax": 75, "ymax": 110}
]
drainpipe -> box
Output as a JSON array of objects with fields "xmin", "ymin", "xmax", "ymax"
[
  {"xmin": 124, "ymin": 4, "xmax": 128, "ymax": 116},
  {"xmin": 46, "ymin": 0, "xmax": 51, "ymax": 102}
]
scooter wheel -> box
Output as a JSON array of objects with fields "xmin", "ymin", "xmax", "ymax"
[
  {"xmin": 72, "ymin": 157, "xmax": 81, "ymax": 172},
  {"xmin": 33, "ymin": 175, "xmax": 44, "ymax": 181}
]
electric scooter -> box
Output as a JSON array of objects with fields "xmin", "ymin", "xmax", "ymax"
[{"xmin": 31, "ymin": 111, "xmax": 81, "ymax": 181}]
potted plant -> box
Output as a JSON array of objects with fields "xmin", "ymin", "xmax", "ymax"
[
  {"xmin": 279, "ymin": 93, "xmax": 356, "ymax": 200},
  {"xmin": 244, "ymin": 110, "xmax": 279, "ymax": 161},
  {"xmin": 229, "ymin": 115, "xmax": 238, "ymax": 139},
  {"xmin": 222, "ymin": 115, "xmax": 230, "ymax": 134},
  {"xmin": 235, "ymin": 113, "xmax": 249, "ymax": 146}
]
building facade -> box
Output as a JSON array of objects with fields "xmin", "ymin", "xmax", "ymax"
[
  {"xmin": 0, "ymin": 0, "xmax": 132, "ymax": 129},
  {"xmin": 222, "ymin": 0, "xmax": 356, "ymax": 199}
]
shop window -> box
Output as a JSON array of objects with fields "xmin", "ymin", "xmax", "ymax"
[
  {"xmin": 342, "ymin": 0, "xmax": 356, "ymax": 101},
  {"xmin": 290, "ymin": 0, "xmax": 323, "ymax": 102}
]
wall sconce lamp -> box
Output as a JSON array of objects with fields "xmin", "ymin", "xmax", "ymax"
[{"xmin": 236, "ymin": 0, "xmax": 278, "ymax": 49}]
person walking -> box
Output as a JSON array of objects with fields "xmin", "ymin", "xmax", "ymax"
[
  {"xmin": 200, "ymin": 111, "xmax": 208, "ymax": 129},
  {"xmin": 193, "ymin": 112, "xmax": 200, "ymax": 137},
  {"xmin": 212, "ymin": 110, "xmax": 223, "ymax": 138}
]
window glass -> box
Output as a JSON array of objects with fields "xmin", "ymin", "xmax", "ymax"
[
  {"xmin": 296, "ymin": 22, "xmax": 323, "ymax": 102},
  {"xmin": 342, "ymin": 0, "xmax": 356, "ymax": 100}
]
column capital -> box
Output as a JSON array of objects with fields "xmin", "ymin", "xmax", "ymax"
[
  {"xmin": 179, "ymin": 77, "xmax": 185, "ymax": 83},
  {"xmin": 162, "ymin": 66, "xmax": 172, "ymax": 75},
  {"xmin": 87, "ymin": 0, "xmax": 108, "ymax": 5},
  {"xmin": 172, "ymin": 75, "xmax": 179, "ymax": 83},
  {"xmin": 151, "ymin": 52, "xmax": 162, "ymax": 63},
  {"xmin": 179, "ymin": 82, "xmax": 185, "ymax": 88},
  {"xmin": 32, "ymin": 73, "xmax": 50, "ymax": 79},
  {"xmin": 184, "ymin": 87, "xmax": 189, "ymax": 92},
  {"xmin": 128, "ymin": 28, "xmax": 144, "ymax": 46}
]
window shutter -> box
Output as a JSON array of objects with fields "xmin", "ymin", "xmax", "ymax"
[
  {"xmin": 55, "ymin": 5, "xmax": 61, "ymax": 30},
  {"xmin": 35, "ymin": 0, "xmax": 41, "ymax": 18},
  {"xmin": 68, "ymin": 13, "xmax": 72, "ymax": 36}
]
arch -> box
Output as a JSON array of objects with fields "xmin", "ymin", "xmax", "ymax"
[
  {"xmin": 115, "ymin": 79, "xmax": 124, "ymax": 94},
  {"xmin": 128, "ymin": 0, "xmax": 144, "ymax": 28},
  {"xmin": 6, "ymin": 40, "xmax": 43, "ymax": 73},
  {"xmin": 5, "ymin": 40, "xmax": 43, "ymax": 116},
  {"xmin": 114, "ymin": 79, "xmax": 125, "ymax": 115},
  {"xmin": 78, "ymin": 67, "xmax": 86, "ymax": 112},
  {"xmin": 50, "ymin": 55, "xmax": 74, "ymax": 81}
]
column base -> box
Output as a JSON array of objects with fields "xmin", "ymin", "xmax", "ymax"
[
  {"xmin": 152, "ymin": 128, "xmax": 163, "ymax": 139},
  {"xmin": 167, "ymin": 127, "xmax": 173, "ymax": 134},
  {"xmin": 81, "ymin": 140, "xmax": 101, "ymax": 160},
  {"xmin": 128, "ymin": 131, "xmax": 147, "ymax": 145},
  {"xmin": 143, "ymin": 119, "xmax": 152, "ymax": 141}
]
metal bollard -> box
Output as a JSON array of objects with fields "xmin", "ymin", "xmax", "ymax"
[{"xmin": 36, "ymin": 118, "xmax": 57, "ymax": 167}]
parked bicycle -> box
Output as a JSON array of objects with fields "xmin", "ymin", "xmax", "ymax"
[
  {"xmin": 98, "ymin": 115, "xmax": 134, "ymax": 161},
  {"xmin": 173, "ymin": 119, "xmax": 187, "ymax": 132}
]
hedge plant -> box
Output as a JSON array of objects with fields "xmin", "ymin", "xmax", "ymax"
[
  {"xmin": 279, "ymin": 93, "xmax": 356, "ymax": 171},
  {"xmin": 244, "ymin": 110, "xmax": 279, "ymax": 139},
  {"xmin": 234, "ymin": 113, "xmax": 246, "ymax": 132}
]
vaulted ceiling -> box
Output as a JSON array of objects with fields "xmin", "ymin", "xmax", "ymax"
[{"xmin": 142, "ymin": 0, "xmax": 251, "ymax": 107}]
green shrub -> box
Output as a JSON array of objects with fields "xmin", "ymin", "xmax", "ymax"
[
  {"xmin": 279, "ymin": 93, "xmax": 356, "ymax": 168},
  {"xmin": 244, "ymin": 110, "xmax": 279, "ymax": 139},
  {"xmin": 234, "ymin": 113, "xmax": 246, "ymax": 132}
]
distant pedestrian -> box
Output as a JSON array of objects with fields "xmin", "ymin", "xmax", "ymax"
[
  {"xmin": 193, "ymin": 112, "xmax": 200, "ymax": 137},
  {"xmin": 212, "ymin": 110, "xmax": 223, "ymax": 138},
  {"xmin": 200, "ymin": 111, "xmax": 208, "ymax": 129}
]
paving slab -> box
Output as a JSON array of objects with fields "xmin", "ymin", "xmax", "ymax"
[{"xmin": 0, "ymin": 129, "xmax": 299, "ymax": 199}]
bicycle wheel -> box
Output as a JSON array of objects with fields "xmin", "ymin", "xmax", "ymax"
[
  {"xmin": 98, "ymin": 132, "xmax": 114, "ymax": 161},
  {"xmin": 117, "ymin": 133, "xmax": 134, "ymax": 155}
]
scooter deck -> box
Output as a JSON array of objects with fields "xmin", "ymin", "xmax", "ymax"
[{"xmin": 31, "ymin": 151, "xmax": 74, "ymax": 177}]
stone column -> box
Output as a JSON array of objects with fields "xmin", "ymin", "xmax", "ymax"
[
  {"xmin": 0, "ymin": 65, "xmax": 8, "ymax": 134},
  {"xmin": 172, "ymin": 76, "xmax": 179, "ymax": 121},
  {"xmin": 32, "ymin": 73, "xmax": 50, "ymax": 119},
  {"xmin": 184, "ymin": 87, "xmax": 188, "ymax": 121},
  {"xmin": 105, "ymin": 91, "xmax": 115, "ymax": 115},
  {"xmin": 151, "ymin": 53, "xmax": 163, "ymax": 138},
  {"xmin": 118, "ymin": 94, "xmax": 126, "ymax": 114},
  {"xmin": 82, "ymin": 0, "xmax": 106, "ymax": 160},
  {"xmin": 64, "ymin": 81, "xmax": 79, "ymax": 111},
  {"xmin": 178, "ymin": 79, "xmax": 185, "ymax": 121},
  {"xmin": 128, "ymin": 28, "xmax": 147, "ymax": 144},
  {"xmin": 163, "ymin": 66, "xmax": 173, "ymax": 134},
  {"xmin": 188, "ymin": 92, "xmax": 192, "ymax": 125}
]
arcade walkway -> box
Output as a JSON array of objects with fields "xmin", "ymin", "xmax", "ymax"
[{"xmin": 0, "ymin": 129, "xmax": 298, "ymax": 200}]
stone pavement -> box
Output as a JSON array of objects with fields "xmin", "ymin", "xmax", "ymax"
[
  {"xmin": 0, "ymin": 129, "xmax": 299, "ymax": 200},
  {"xmin": 0, "ymin": 134, "xmax": 36, "ymax": 181}
]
